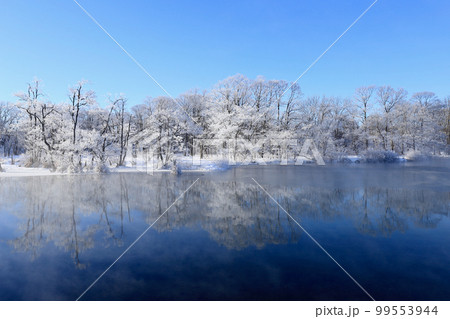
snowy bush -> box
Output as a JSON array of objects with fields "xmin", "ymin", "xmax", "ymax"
[{"xmin": 362, "ymin": 150, "xmax": 399, "ymax": 163}]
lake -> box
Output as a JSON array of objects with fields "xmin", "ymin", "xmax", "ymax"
[{"xmin": 0, "ymin": 159, "xmax": 449, "ymax": 300}]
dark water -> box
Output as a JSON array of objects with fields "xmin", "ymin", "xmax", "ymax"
[{"xmin": 0, "ymin": 160, "xmax": 449, "ymax": 301}]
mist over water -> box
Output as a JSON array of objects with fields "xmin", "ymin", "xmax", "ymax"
[{"xmin": 0, "ymin": 159, "xmax": 449, "ymax": 300}]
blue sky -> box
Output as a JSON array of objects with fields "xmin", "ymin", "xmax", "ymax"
[{"xmin": 0, "ymin": 0, "xmax": 449, "ymax": 107}]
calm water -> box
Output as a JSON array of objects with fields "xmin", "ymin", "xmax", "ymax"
[{"xmin": 0, "ymin": 160, "xmax": 449, "ymax": 301}]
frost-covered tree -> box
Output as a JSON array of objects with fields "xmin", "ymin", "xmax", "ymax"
[
  {"xmin": 411, "ymin": 91, "xmax": 438, "ymax": 109},
  {"xmin": 15, "ymin": 80, "xmax": 62, "ymax": 168},
  {"xmin": 354, "ymin": 85, "xmax": 376, "ymax": 149},
  {"xmin": 177, "ymin": 90, "xmax": 208, "ymax": 155},
  {"xmin": 86, "ymin": 104, "xmax": 116, "ymax": 172},
  {"xmin": 1, "ymin": 76, "xmax": 448, "ymax": 173},
  {"xmin": 64, "ymin": 81, "xmax": 97, "ymax": 171},
  {"xmin": 131, "ymin": 96, "xmax": 186, "ymax": 167},
  {"xmin": 68, "ymin": 81, "xmax": 96, "ymax": 144},
  {"xmin": 443, "ymin": 97, "xmax": 450, "ymax": 147},
  {"xmin": 376, "ymin": 86, "xmax": 408, "ymax": 151},
  {"xmin": 111, "ymin": 96, "xmax": 131, "ymax": 167},
  {"xmin": 0, "ymin": 102, "xmax": 21, "ymax": 161}
]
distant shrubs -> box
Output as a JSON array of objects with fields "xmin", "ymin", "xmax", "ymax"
[{"xmin": 361, "ymin": 150, "xmax": 400, "ymax": 163}]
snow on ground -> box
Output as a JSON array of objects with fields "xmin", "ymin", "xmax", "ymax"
[
  {"xmin": 1, "ymin": 153, "xmax": 445, "ymax": 178},
  {"xmin": 0, "ymin": 155, "xmax": 233, "ymax": 178},
  {"xmin": 0, "ymin": 155, "xmax": 57, "ymax": 177},
  {"xmin": 0, "ymin": 155, "xmax": 64, "ymax": 177},
  {"xmin": 0, "ymin": 164, "xmax": 61, "ymax": 177}
]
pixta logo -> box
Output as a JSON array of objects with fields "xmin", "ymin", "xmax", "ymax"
[{"xmin": 192, "ymin": 138, "xmax": 325, "ymax": 166}]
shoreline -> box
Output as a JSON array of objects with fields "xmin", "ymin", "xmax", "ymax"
[{"xmin": 1, "ymin": 154, "xmax": 448, "ymax": 178}]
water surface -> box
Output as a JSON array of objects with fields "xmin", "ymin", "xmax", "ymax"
[{"xmin": 0, "ymin": 160, "xmax": 449, "ymax": 300}]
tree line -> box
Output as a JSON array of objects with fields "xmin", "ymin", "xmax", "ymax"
[{"xmin": 0, "ymin": 74, "xmax": 449, "ymax": 172}]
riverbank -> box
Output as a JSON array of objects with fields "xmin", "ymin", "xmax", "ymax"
[{"xmin": 0, "ymin": 152, "xmax": 447, "ymax": 178}]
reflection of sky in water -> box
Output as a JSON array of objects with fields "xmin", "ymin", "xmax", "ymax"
[{"xmin": 0, "ymin": 160, "xmax": 449, "ymax": 300}]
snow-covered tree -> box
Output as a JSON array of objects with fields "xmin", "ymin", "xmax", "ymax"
[
  {"xmin": 354, "ymin": 85, "xmax": 376, "ymax": 150},
  {"xmin": 1, "ymin": 76, "xmax": 447, "ymax": 173},
  {"xmin": 376, "ymin": 86, "xmax": 408, "ymax": 151},
  {"xmin": 0, "ymin": 102, "xmax": 22, "ymax": 161}
]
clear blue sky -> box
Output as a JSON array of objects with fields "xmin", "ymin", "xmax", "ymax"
[{"xmin": 1, "ymin": 0, "xmax": 449, "ymax": 107}]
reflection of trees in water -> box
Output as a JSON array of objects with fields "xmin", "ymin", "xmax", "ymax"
[
  {"xmin": 0, "ymin": 175, "xmax": 448, "ymax": 266},
  {"xmin": 4, "ymin": 177, "xmax": 100, "ymax": 268},
  {"xmin": 185, "ymin": 180, "xmax": 302, "ymax": 249},
  {"xmin": 363, "ymin": 188, "xmax": 447, "ymax": 235},
  {"xmin": 272, "ymin": 186, "xmax": 448, "ymax": 236}
]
